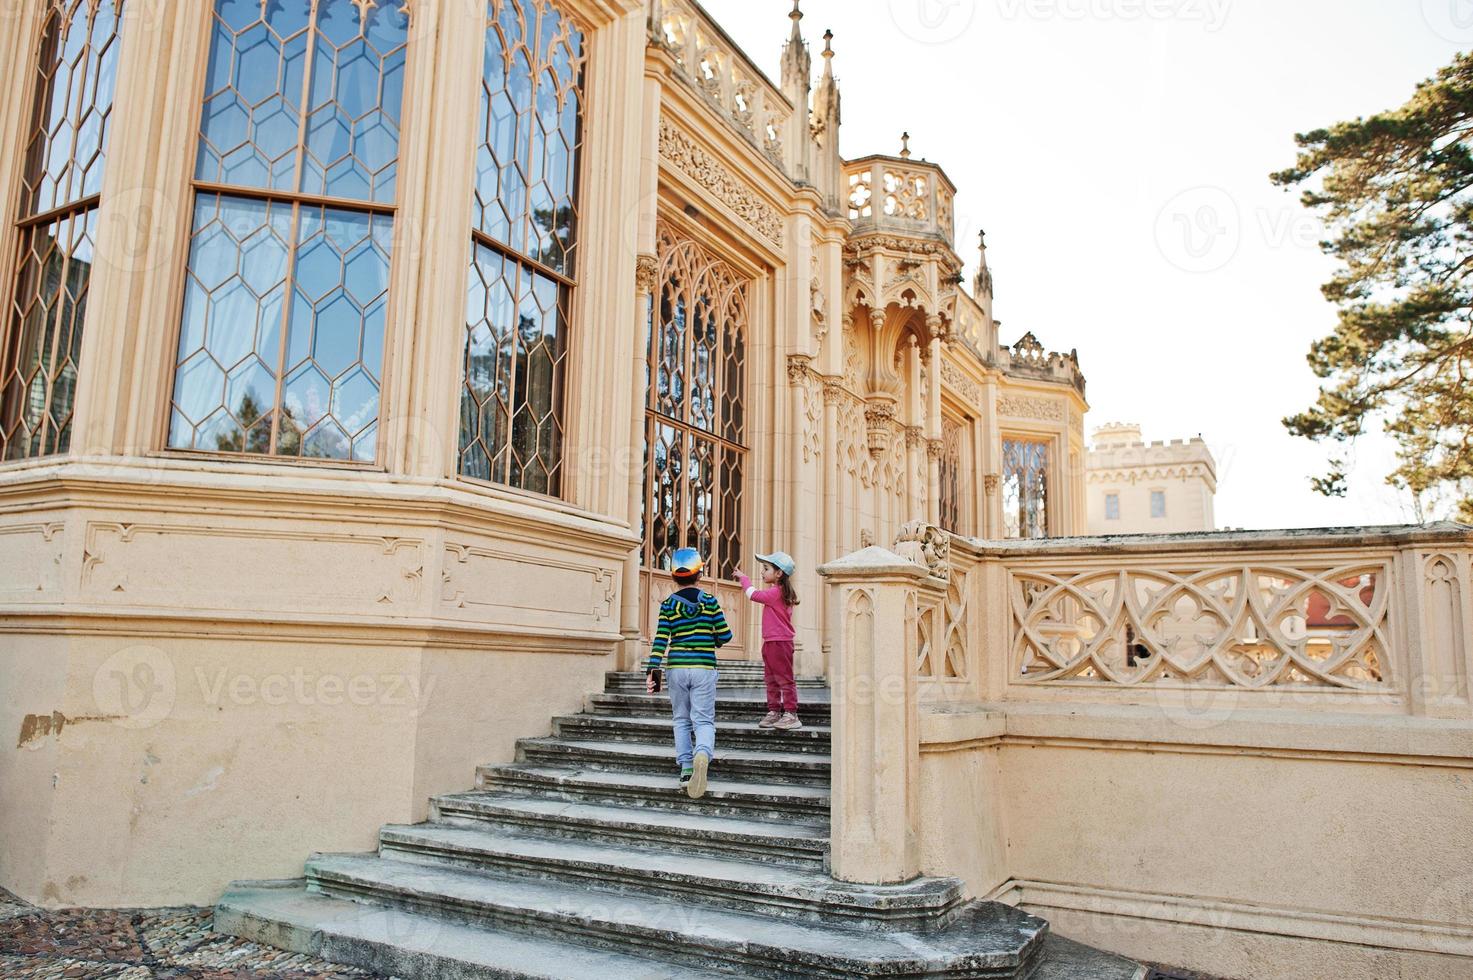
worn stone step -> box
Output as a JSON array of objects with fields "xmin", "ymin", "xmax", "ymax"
[
  {"xmin": 216, "ymin": 881, "xmax": 722, "ymax": 979},
  {"xmin": 429, "ymin": 793, "xmax": 829, "ymax": 870},
  {"xmin": 604, "ymin": 670, "xmax": 828, "ymax": 693},
  {"xmin": 587, "ymin": 691, "xmax": 832, "ymax": 725},
  {"xmin": 475, "ymin": 764, "xmax": 830, "ymax": 823},
  {"xmin": 515, "ymin": 737, "xmax": 830, "ymax": 787},
  {"xmin": 375, "ymin": 824, "xmax": 962, "ymax": 931},
  {"xmin": 300, "ymin": 854, "xmax": 1050, "ymax": 978},
  {"xmin": 553, "ymin": 714, "xmax": 831, "ymax": 754}
]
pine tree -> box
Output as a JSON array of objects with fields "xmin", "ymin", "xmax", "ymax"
[{"xmin": 1273, "ymin": 52, "xmax": 1473, "ymax": 522}]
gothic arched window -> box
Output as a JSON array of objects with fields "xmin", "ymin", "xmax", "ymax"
[
  {"xmin": 458, "ymin": 0, "xmax": 585, "ymax": 496},
  {"xmin": 0, "ymin": 0, "xmax": 124, "ymax": 459},
  {"xmin": 642, "ymin": 226, "xmax": 747, "ymax": 578},
  {"xmin": 166, "ymin": 0, "xmax": 410, "ymax": 462},
  {"xmin": 1002, "ymin": 437, "xmax": 1049, "ymax": 539}
]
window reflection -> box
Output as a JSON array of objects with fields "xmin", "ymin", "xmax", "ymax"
[
  {"xmin": 458, "ymin": 0, "xmax": 585, "ymax": 496},
  {"xmin": 1003, "ymin": 438, "xmax": 1049, "ymax": 539},
  {"xmin": 1, "ymin": 0, "xmax": 123, "ymax": 460},
  {"xmin": 169, "ymin": 0, "xmax": 407, "ymax": 462}
]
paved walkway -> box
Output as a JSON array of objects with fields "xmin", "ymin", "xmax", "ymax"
[{"xmin": 0, "ymin": 889, "xmax": 388, "ymax": 979}]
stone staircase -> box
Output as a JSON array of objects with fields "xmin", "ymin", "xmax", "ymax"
[{"xmin": 215, "ymin": 668, "xmax": 1146, "ymax": 979}]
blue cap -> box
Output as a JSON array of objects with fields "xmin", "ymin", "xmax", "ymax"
[
  {"xmin": 670, "ymin": 547, "xmax": 705, "ymax": 575},
  {"xmin": 755, "ymin": 551, "xmax": 796, "ymax": 577}
]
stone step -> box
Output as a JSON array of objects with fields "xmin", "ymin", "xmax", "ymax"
[
  {"xmin": 604, "ymin": 670, "xmax": 828, "ymax": 694},
  {"xmin": 553, "ymin": 714, "xmax": 831, "ymax": 754},
  {"xmin": 476, "ymin": 764, "xmax": 830, "ymax": 823},
  {"xmin": 429, "ymin": 793, "xmax": 829, "ymax": 870},
  {"xmin": 299, "ymin": 854, "xmax": 1050, "ymax": 978},
  {"xmin": 515, "ymin": 737, "xmax": 830, "ymax": 787},
  {"xmin": 216, "ymin": 881, "xmax": 721, "ymax": 979},
  {"xmin": 587, "ymin": 692, "xmax": 831, "ymax": 726},
  {"xmin": 375, "ymin": 823, "xmax": 962, "ymax": 931}
]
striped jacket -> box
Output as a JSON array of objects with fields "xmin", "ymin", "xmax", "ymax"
[{"xmin": 647, "ymin": 588, "xmax": 733, "ymax": 670}]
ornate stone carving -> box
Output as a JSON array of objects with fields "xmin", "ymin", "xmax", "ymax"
[
  {"xmin": 902, "ymin": 425, "xmax": 925, "ymax": 449},
  {"xmin": 864, "ymin": 400, "xmax": 895, "ymax": 458},
  {"xmin": 635, "ymin": 253, "xmax": 659, "ymax": 294},
  {"xmin": 859, "ymin": 529, "xmax": 875, "ymax": 548},
  {"xmin": 925, "ymin": 438, "xmax": 945, "ymax": 460},
  {"xmin": 658, "ymin": 118, "xmax": 782, "ymax": 245},
  {"xmin": 893, "ymin": 521, "xmax": 951, "ymax": 581},
  {"xmin": 983, "ymin": 473, "xmax": 1000, "ymax": 495},
  {"xmin": 787, "ymin": 353, "xmax": 813, "ymax": 386},
  {"xmin": 822, "ymin": 378, "xmax": 847, "ymax": 406},
  {"xmin": 997, "ymin": 394, "xmax": 1066, "ymax": 422},
  {"xmin": 940, "ymin": 359, "xmax": 982, "ymax": 406}
]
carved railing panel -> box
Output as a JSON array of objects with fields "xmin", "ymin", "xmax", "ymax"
[
  {"xmin": 1011, "ymin": 560, "xmax": 1395, "ymax": 690},
  {"xmin": 654, "ymin": 0, "xmax": 791, "ymax": 171}
]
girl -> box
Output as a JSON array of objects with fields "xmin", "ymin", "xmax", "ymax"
[{"xmin": 737, "ymin": 551, "xmax": 801, "ymax": 731}]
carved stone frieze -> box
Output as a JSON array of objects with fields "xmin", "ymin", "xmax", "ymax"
[
  {"xmin": 658, "ymin": 119, "xmax": 782, "ymax": 245},
  {"xmin": 939, "ymin": 359, "xmax": 983, "ymax": 406},
  {"xmin": 997, "ymin": 394, "xmax": 1066, "ymax": 422}
]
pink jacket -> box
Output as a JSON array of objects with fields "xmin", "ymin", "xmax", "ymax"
[{"xmin": 736, "ymin": 572, "xmax": 795, "ymax": 643}]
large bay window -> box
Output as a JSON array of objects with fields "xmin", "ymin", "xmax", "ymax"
[
  {"xmin": 166, "ymin": 0, "xmax": 409, "ymax": 462},
  {"xmin": 0, "ymin": 0, "xmax": 123, "ymax": 460},
  {"xmin": 457, "ymin": 0, "xmax": 586, "ymax": 496}
]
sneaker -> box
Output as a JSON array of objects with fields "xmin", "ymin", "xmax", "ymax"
[
  {"xmin": 774, "ymin": 712, "xmax": 802, "ymax": 731},
  {"xmin": 758, "ymin": 710, "xmax": 781, "ymax": 729},
  {"xmin": 679, "ymin": 767, "xmax": 693, "ymax": 787},
  {"xmin": 687, "ymin": 750, "xmax": 710, "ymax": 799}
]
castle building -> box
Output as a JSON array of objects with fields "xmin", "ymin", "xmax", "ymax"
[
  {"xmin": 1085, "ymin": 423, "xmax": 1216, "ymax": 534},
  {"xmin": 0, "ymin": 0, "xmax": 1088, "ymax": 907}
]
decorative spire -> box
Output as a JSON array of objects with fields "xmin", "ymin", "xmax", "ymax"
[
  {"xmin": 781, "ymin": 0, "xmax": 811, "ymax": 95},
  {"xmin": 899, "ymin": 132, "xmax": 911, "ymax": 159},
  {"xmin": 975, "ymin": 228, "xmax": 994, "ymax": 299},
  {"xmin": 821, "ymin": 29, "xmax": 834, "ymax": 77}
]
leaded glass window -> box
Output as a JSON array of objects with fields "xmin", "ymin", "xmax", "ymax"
[
  {"xmin": 0, "ymin": 0, "xmax": 123, "ymax": 460},
  {"xmin": 167, "ymin": 0, "xmax": 408, "ymax": 462},
  {"xmin": 1002, "ymin": 438, "xmax": 1049, "ymax": 539},
  {"xmin": 642, "ymin": 225, "xmax": 747, "ymax": 578},
  {"xmin": 939, "ymin": 416, "xmax": 966, "ymax": 535},
  {"xmin": 458, "ymin": 0, "xmax": 585, "ymax": 495},
  {"xmin": 1105, "ymin": 492, "xmax": 1120, "ymax": 520},
  {"xmin": 1151, "ymin": 489, "xmax": 1166, "ymax": 518}
]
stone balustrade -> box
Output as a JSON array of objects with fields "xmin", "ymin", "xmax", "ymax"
[
  {"xmin": 842, "ymin": 156, "xmax": 956, "ymax": 247},
  {"xmin": 650, "ymin": 0, "xmax": 792, "ymax": 171}
]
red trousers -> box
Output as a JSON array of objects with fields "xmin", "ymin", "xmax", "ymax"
[{"xmin": 762, "ymin": 639, "xmax": 798, "ymax": 713}]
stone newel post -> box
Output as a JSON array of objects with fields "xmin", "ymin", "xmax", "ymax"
[{"xmin": 817, "ymin": 546, "xmax": 946, "ymax": 884}]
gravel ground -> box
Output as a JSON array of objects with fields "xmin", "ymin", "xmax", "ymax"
[{"xmin": 0, "ymin": 889, "xmax": 389, "ymax": 979}]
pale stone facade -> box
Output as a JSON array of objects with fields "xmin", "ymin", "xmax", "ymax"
[
  {"xmin": 1086, "ymin": 422, "xmax": 1216, "ymax": 534},
  {"xmin": 3, "ymin": 3, "xmax": 1471, "ymax": 979},
  {"xmin": 0, "ymin": 0, "xmax": 1084, "ymax": 910}
]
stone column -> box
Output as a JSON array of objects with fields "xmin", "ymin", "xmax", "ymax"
[
  {"xmin": 925, "ymin": 320, "xmax": 944, "ymax": 526},
  {"xmin": 817, "ymin": 546, "xmax": 945, "ymax": 884}
]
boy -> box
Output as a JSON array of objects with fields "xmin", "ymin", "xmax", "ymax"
[{"xmin": 646, "ymin": 547, "xmax": 732, "ymax": 799}]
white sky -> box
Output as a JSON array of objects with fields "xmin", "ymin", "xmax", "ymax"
[{"xmin": 699, "ymin": 0, "xmax": 1470, "ymax": 529}]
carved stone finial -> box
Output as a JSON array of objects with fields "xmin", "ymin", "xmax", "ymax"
[
  {"xmin": 823, "ymin": 29, "xmax": 834, "ymax": 60},
  {"xmin": 899, "ymin": 132, "xmax": 911, "ymax": 159}
]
